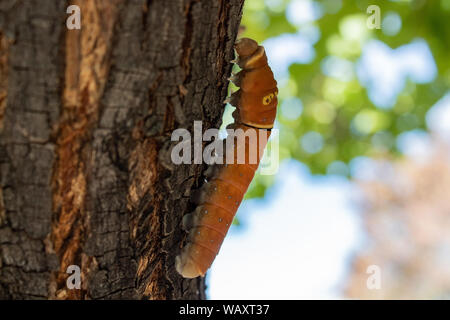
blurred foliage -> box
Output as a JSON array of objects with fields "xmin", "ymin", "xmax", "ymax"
[{"xmin": 237, "ymin": 0, "xmax": 450, "ymax": 199}]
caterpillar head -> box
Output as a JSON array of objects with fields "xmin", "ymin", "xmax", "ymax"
[
  {"xmin": 234, "ymin": 38, "xmax": 267, "ymax": 69},
  {"xmin": 235, "ymin": 38, "xmax": 258, "ymax": 57}
]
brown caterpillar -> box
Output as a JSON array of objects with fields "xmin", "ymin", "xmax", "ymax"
[{"xmin": 175, "ymin": 38, "xmax": 278, "ymax": 278}]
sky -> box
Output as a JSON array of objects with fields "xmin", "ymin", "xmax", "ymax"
[
  {"xmin": 208, "ymin": 0, "xmax": 450, "ymax": 299},
  {"xmin": 208, "ymin": 160, "xmax": 364, "ymax": 299}
]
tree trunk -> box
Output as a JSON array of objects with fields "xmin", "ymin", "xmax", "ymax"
[{"xmin": 0, "ymin": 0, "xmax": 244, "ymax": 299}]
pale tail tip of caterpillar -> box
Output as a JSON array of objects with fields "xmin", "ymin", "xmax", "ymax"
[{"xmin": 175, "ymin": 250, "xmax": 204, "ymax": 279}]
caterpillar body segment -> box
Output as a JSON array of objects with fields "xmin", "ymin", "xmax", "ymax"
[{"xmin": 176, "ymin": 38, "xmax": 278, "ymax": 278}]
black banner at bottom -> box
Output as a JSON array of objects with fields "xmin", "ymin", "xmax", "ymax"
[{"xmin": 0, "ymin": 299, "xmax": 444, "ymax": 318}]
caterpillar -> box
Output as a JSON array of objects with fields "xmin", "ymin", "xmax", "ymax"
[{"xmin": 175, "ymin": 38, "xmax": 278, "ymax": 278}]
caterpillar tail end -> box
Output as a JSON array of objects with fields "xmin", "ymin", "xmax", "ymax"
[{"xmin": 175, "ymin": 250, "xmax": 204, "ymax": 279}]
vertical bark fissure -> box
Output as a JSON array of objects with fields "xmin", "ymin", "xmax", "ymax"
[{"xmin": 50, "ymin": 0, "xmax": 124, "ymax": 299}]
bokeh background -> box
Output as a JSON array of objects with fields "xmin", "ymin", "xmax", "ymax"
[{"xmin": 208, "ymin": 0, "xmax": 450, "ymax": 299}]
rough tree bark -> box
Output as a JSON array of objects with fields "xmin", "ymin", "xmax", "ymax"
[{"xmin": 0, "ymin": 0, "xmax": 244, "ymax": 299}]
